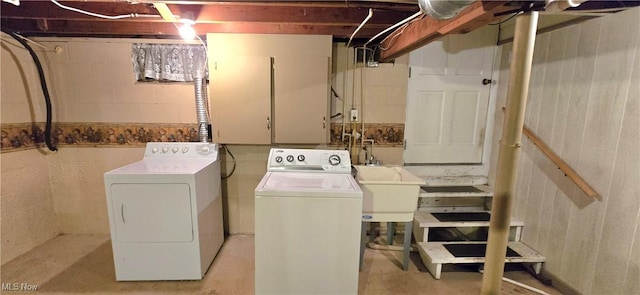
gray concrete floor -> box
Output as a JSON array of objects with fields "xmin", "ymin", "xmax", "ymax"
[{"xmin": 1, "ymin": 234, "xmax": 561, "ymax": 294}]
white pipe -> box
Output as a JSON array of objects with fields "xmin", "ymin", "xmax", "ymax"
[
  {"xmin": 346, "ymin": 8, "xmax": 373, "ymax": 48},
  {"xmin": 364, "ymin": 11, "xmax": 423, "ymax": 48},
  {"xmin": 341, "ymin": 45, "xmax": 349, "ymax": 144},
  {"xmin": 360, "ymin": 47, "xmax": 367, "ymax": 157},
  {"xmin": 545, "ymin": 0, "xmax": 588, "ymax": 13}
]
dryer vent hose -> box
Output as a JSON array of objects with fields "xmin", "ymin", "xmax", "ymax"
[
  {"xmin": 194, "ymin": 70, "xmax": 210, "ymax": 143},
  {"xmin": 2, "ymin": 28, "xmax": 57, "ymax": 152}
]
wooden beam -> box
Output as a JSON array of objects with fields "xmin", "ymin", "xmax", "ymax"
[
  {"xmin": 0, "ymin": 18, "xmax": 388, "ymax": 38},
  {"xmin": 378, "ymin": 0, "xmax": 509, "ymax": 62}
]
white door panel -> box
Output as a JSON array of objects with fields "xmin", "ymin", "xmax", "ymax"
[
  {"xmin": 110, "ymin": 183, "xmax": 193, "ymax": 243},
  {"xmin": 405, "ymin": 26, "xmax": 497, "ymax": 164}
]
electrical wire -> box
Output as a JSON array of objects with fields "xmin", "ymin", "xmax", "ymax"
[
  {"xmin": 364, "ymin": 11, "xmax": 423, "ymax": 48},
  {"xmin": 488, "ymin": 12, "xmax": 521, "ymax": 25},
  {"xmin": 1, "ymin": 28, "xmax": 57, "ymax": 152},
  {"xmin": 221, "ymin": 145, "xmax": 236, "ymax": 180},
  {"xmin": 378, "ymin": 21, "xmax": 411, "ymax": 51},
  {"xmin": 378, "ymin": 13, "xmax": 425, "ymax": 51},
  {"xmin": 50, "ymin": 0, "xmax": 159, "ymax": 20}
]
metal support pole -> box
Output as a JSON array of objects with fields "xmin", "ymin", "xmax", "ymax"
[{"xmin": 480, "ymin": 11, "xmax": 538, "ymax": 295}]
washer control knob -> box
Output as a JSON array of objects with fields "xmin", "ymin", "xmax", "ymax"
[
  {"xmin": 182, "ymin": 147, "xmax": 189, "ymax": 153},
  {"xmin": 162, "ymin": 147, "xmax": 169, "ymax": 153},
  {"xmin": 152, "ymin": 147, "xmax": 159, "ymax": 153},
  {"xmin": 275, "ymin": 156, "xmax": 283, "ymax": 163},
  {"xmin": 328, "ymin": 155, "xmax": 341, "ymax": 166},
  {"xmin": 286, "ymin": 155, "xmax": 295, "ymax": 162},
  {"xmin": 297, "ymin": 155, "xmax": 305, "ymax": 162},
  {"xmin": 172, "ymin": 147, "xmax": 179, "ymax": 153}
]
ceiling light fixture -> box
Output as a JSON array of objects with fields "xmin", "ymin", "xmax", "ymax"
[
  {"xmin": 179, "ymin": 19, "xmax": 196, "ymax": 40},
  {"xmin": 178, "ymin": 12, "xmax": 196, "ymax": 40}
]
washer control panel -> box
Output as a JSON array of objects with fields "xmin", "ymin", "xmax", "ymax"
[
  {"xmin": 267, "ymin": 148, "xmax": 351, "ymax": 173},
  {"xmin": 144, "ymin": 142, "xmax": 218, "ymax": 159}
]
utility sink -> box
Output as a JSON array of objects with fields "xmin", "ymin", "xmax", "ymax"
[{"xmin": 355, "ymin": 165, "xmax": 425, "ymax": 222}]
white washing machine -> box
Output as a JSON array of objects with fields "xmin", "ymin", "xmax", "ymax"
[
  {"xmin": 104, "ymin": 142, "xmax": 224, "ymax": 281},
  {"xmin": 255, "ymin": 148, "xmax": 363, "ymax": 295}
]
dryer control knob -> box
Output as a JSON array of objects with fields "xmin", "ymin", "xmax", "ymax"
[
  {"xmin": 182, "ymin": 147, "xmax": 189, "ymax": 153},
  {"xmin": 152, "ymin": 147, "xmax": 159, "ymax": 153},
  {"xmin": 172, "ymin": 147, "xmax": 179, "ymax": 153},
  {"xmin": 201, "ymin": 146, "xmax": 210, "ymax": 153},
  {"xmin": 162, "ymin": 147, "xmax": 169, "ymax": 153}
]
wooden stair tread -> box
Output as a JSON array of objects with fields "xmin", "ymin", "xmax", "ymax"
[
  {"xmin": 417, "ymin": 241, "xmax": 545, "ymax": 264},
  {"xmin": 419, "ymin": 185, "xmax": 493, "ymax": 198},
  {"xmin": 414, "ymin": 211, "xmax": 524, "ymax": 228}
]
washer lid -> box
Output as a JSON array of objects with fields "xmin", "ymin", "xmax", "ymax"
[{"xmin": 256, "ymin": 172, "xmax": 362, "ymax": 198}]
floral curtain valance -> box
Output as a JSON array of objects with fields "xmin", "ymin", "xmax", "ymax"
[{"xmin": 132, "ymin": 43, "xmax": 207, "ymax": 82}]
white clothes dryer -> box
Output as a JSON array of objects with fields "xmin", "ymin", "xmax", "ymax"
[{"xmin": 104, "ymin": 142, "xmax": 224, "ymax": 281}]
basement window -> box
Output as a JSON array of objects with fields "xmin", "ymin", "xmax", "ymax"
[{"xmin": 132, "ymin": 43, "xmax": 208, "ymax": 83}]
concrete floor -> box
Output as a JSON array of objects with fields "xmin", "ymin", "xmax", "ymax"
[{"xmin": 1, "ymin": 234, "xmax": 561, "ymax": 295}]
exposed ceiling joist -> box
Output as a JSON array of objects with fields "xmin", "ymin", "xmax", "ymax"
[
  {"xmin": 0, "ymin": 0, "xmax": 418, "ymax": 39},
  {"xmin": 2, "ymin": 0, "xmax": 639, "ymax": 57},
  {"xmin": 378, "ymin": 0, "xmax": 511, "ymax": 62}
]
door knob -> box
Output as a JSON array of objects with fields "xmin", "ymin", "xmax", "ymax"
[{"xmin": 482, "ymin": 78, "xmax": 494, "ymax": 85}]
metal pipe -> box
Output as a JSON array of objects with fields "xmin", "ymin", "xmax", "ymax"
[
  {"xmin": 480, "ymin": 11, "xmax": 538, "ymax": 295},
  {"xmin": 418, "ymin": 0, "xmax": 475, "ymax": 20},
  {"xmin": 194, "ymin": 70, "xmax": 209, "ymax": 143}
]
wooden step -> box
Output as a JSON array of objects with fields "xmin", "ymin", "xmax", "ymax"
[
  {"xmin": 416, "ymin": 241, "xmax": 545, "ymax": 279},
  {"xmin": 418, "ymin": 185, "xmax": 493, "ymax": 212},
  {"xmin": 419, "ymin": 185, "xmax": 493, "ymax": 198},
  {"xmin": 414, "ymin": 211, "xmax": 524, "ymax": 228},
  {"xmin": 413, "ymin": 211, "xmax": 524, "ymax": 242}
]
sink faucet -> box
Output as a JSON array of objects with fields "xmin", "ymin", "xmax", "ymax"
[{"xmin": 363, "ymin": 139, "xmax": 379, "ymax": 166}]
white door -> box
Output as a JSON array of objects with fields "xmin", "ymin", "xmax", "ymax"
[{"xmin": 404, "ymin": 26, "xmax": 497, "ymax": 164}]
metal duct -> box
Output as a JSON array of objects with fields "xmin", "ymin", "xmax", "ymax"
[
  {"xmin": 194, "ymin": 70, "xmax": 210, "ymax": 143},
  {"xmin": 418, "ymin": 0, "xmax": 475, "ymax": 20}
]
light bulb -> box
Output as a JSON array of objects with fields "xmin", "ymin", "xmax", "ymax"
[{"xmin": 179, "ymin": 22, "xmax": 196, "ymax": 40}]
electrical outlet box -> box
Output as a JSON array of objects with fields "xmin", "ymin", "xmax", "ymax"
[{"xmin": 350, "ymin": 109, "xmax": 359, "ymax": 122}]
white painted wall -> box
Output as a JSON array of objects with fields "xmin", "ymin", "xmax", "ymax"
[
  {"xmin": 489, "ymin": 7, "xmax": 640, "ymax": 295},
  {"xmin": 1, "ymin": 35, "xmax": 59, "ymax": 264}
]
